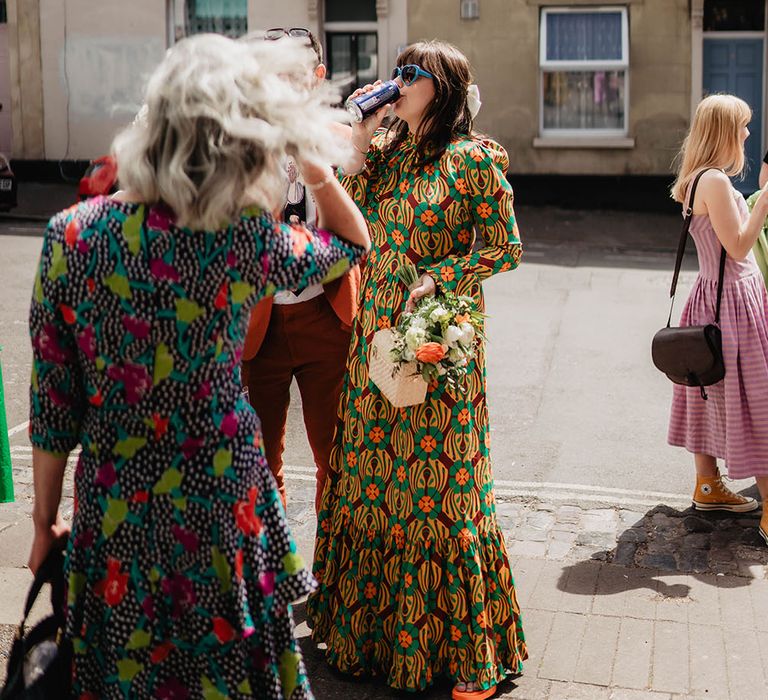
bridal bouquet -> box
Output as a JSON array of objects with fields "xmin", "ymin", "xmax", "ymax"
[{"xmin": 369, "ymin": 263, "xmax": 484, "ymax": 406}]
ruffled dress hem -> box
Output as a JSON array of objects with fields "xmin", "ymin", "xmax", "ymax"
[{"xmin": 307, "ymin": 515, "xmax": 527, "ymax": 692}]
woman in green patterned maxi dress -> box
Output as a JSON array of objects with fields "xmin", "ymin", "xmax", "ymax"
[{"xmin": 307, "ymin": 41, "xmax": 527, "ymax": 698}]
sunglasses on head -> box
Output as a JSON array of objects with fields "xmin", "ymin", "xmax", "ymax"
[
  {"xmin": 265, "ymin": 27, "xmax": 312, "ymax": 40},
  {"xmin": 391, "ymin": 64, "xmax": 434, "ymax": 86},
  {"xmin": 264, "ymin": 27, "xmax": 322, "ymax": 64}
]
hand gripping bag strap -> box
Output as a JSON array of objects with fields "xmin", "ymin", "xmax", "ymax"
[{"xmin": 0, "ymin": 548, "xmax": 67, "ymax": 700}]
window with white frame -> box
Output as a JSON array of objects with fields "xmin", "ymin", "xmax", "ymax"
[
  {"xmin": 539, "ymin": 7, "xmax": 629, "ymax": 136},
  {"xmin": 170, "ymin": 0, "xmax": 247, "ymax": 43},
  {"xmin": 460, "ymin": 0, "xmax": 480, "ymax": 20}
]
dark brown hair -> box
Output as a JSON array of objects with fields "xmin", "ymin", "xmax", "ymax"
[{"xmin": 384, "ymin": 40, "xmax": 475, "ymax": 167}]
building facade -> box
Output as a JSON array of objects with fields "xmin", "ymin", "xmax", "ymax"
[{"xmin": 3, "ymin": 0, "xmax": 767, "ymax": 191}]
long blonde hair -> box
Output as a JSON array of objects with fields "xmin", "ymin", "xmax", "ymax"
[
  {"xmin": 113, "ymin": 34, "xmax": 349, "ymax": 230},
  {"xmin": 671, "ymin": 94, "xmax": 752, "ymax": 203}
]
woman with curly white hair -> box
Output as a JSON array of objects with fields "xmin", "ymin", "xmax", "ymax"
[{"xmin": 26, "ymin": 33, "xmax": 368, "ymax": 699}]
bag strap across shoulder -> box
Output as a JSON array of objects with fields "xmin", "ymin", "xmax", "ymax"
[{"xmin": 666, "ymin": 168, "xmax": 727, "ymax": 327}]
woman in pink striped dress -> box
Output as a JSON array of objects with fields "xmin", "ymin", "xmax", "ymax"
[{"xmin": 668, "ymin": 94, "xmax": 768, "ymax": 545}]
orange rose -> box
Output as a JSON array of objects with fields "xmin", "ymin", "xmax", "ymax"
[
  {"xmin": 454, "ymin": 313, "xmax": 470, "ymax": 324},
  {"xmin": 415, "ymin": 342, "xmax": 446, "ymax": 363}
]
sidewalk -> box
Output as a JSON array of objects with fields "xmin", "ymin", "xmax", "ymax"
[
  {"xmin": 286, "ymin": 487, "xmax": 768, "ymax": 700},
  {"xmin": 1, "ymin": 439, "xmax": 766, "ymax": 699}
]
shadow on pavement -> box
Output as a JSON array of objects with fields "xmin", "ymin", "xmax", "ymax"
[
  {"xmin": 556, "ymin": 492, "xmax": 766, "ymax": 599},
  {"xmin": 516, "ymin": 204, "xmax": 691, "ymax": 270}
]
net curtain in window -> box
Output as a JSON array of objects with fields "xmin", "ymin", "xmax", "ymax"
[
  {"xmin": 186, "ymin": 0, "xmax": 248, "ymax": 38},
  {"xmin": 546, "ymin": 11, "xmax": 623, "ymax": 61}
]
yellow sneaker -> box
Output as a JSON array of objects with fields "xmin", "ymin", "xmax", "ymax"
[
  {"xmin": 760, "ymin": 502, "xmax": 767, "ymax": 545},
  {"xmin": 692, "ymin": 470, "xmax": 759, "ymax": 513}
]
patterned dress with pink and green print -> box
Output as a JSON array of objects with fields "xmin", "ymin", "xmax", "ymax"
[{"xmin": 29, "ymin": 196, "xmax": 365, "ymax": 699}]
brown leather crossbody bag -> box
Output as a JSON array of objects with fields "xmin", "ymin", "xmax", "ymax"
[{"xmin": 651, "ymin": 168, "xmax": 726, "ymax": 400}]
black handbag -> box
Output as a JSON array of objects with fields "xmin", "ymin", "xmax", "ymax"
[
  {"xmin": 0, "ymin": 548, "xmax": 71, "ymax": 700},
  {"xmin": 651, "ymin": 168, "xmax": 726, "ymax": 400}
]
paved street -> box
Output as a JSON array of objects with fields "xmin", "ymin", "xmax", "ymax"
[
  {"xmin": 1, "ymin": 188, "xmax": 767, "ymax": 699},
  {"xmin": 0, "ymin": 194, "xmax": 717, "ymax": 500}
]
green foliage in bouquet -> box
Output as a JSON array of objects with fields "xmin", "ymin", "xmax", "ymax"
[
  {"xmin": 396, "ymin": 261, "xmax": 422, "ymax": 290},
  {"xmin": 390, "ymin": 263, "xmax": 485, "ymax": 392}
]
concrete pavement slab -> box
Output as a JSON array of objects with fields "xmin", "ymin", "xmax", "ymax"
[
  {"xmin": 0, "ymin": 567, "xmax": 33, "ymax": 625},
  {"xmin": 688, "ymin": 623, "xmax": 728, "ymax": 698},
  {"xmin": 0, "ymin": 519, "xmax": 32, "ymax": 568},
  {"xmin": 611, "ymin": 617, "xmax": 653, "ymax": 690}
]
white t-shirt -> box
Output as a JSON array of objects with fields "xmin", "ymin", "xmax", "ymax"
[{"xmin": 274, "ymin": 162, "xmax": 324, "ymax": 305}]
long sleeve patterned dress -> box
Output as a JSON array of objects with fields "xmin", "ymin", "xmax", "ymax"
[
  {"xmin": 307, "ymin": 132, "xmax": 528, "ymax": 691},
  {"xmin": 28, "ymin": 196, "xmax": 366, "ymax": 699}
]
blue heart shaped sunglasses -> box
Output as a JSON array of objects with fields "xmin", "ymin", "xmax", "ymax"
[{"xmin": 391, "ymin": 64, "xmax": 434, "ymax": 86}]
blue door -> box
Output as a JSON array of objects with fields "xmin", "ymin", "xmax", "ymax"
[{"xmin": 703, "ymin": 38, "xmax": 764, "ymax": 194}]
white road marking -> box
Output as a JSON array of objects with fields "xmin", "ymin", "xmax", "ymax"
[
  {"xmin": 491, "ymin": 489, "xmax": 690, "ymax": 509},
  {"xmin": 280, "ymin": 463, "xmax": 692, "ymax": 506},
  {"xmin": 5, "ymin": 450, "xmax": 693, "ymax": 508},
  {"xmin": 7, "ymin": 421, "xmax": 29, "ymax": 438},
  {"xmin": 492, "ymin": 478, "xmax": 687, "ymax": 502}
]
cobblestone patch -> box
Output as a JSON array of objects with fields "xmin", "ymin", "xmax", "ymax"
[
  {"xmin": 6, "ymin": 446, "xmax": 767, "ymax": 580},
  {"xmin": 497, "ymin": 499, "xmax": 768, "ymax": 579},
  {"xmin": 0, "ymin": 624, "xmax": 15, "ymax": 686}
]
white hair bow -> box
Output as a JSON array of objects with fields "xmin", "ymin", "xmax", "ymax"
[{"xmin": 467, "ymin": 84, "xmax": 482, "ymax": 119}]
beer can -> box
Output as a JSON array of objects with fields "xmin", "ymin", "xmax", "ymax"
[{"xmin": 345, "ymin": 81, "xmax": 401, "ymax": 123}]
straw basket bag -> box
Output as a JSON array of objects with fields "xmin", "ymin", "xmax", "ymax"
[{"xmin": 369, "ymin": 329, "xmax": 427, "ymax": 407}]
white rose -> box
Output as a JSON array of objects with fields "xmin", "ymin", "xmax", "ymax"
[
  {"xmin": 444, "ymin": 325, "xmax": 462, "ymax": 347},
  {"xmin": 405, "ymin": 327, "xmax": 427, "ymax": 350},
  {"xmin": 459, "ymin": 322, "xmax": 475, "ymax": 345},
  {"xmin": 429, "ymin": 307, "xmax": 450, "ymax": 323}
]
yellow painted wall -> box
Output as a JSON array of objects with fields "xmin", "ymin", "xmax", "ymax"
[{"xmin": 407, "ymin": 0, "xmax": 691, "ymax": 176}]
